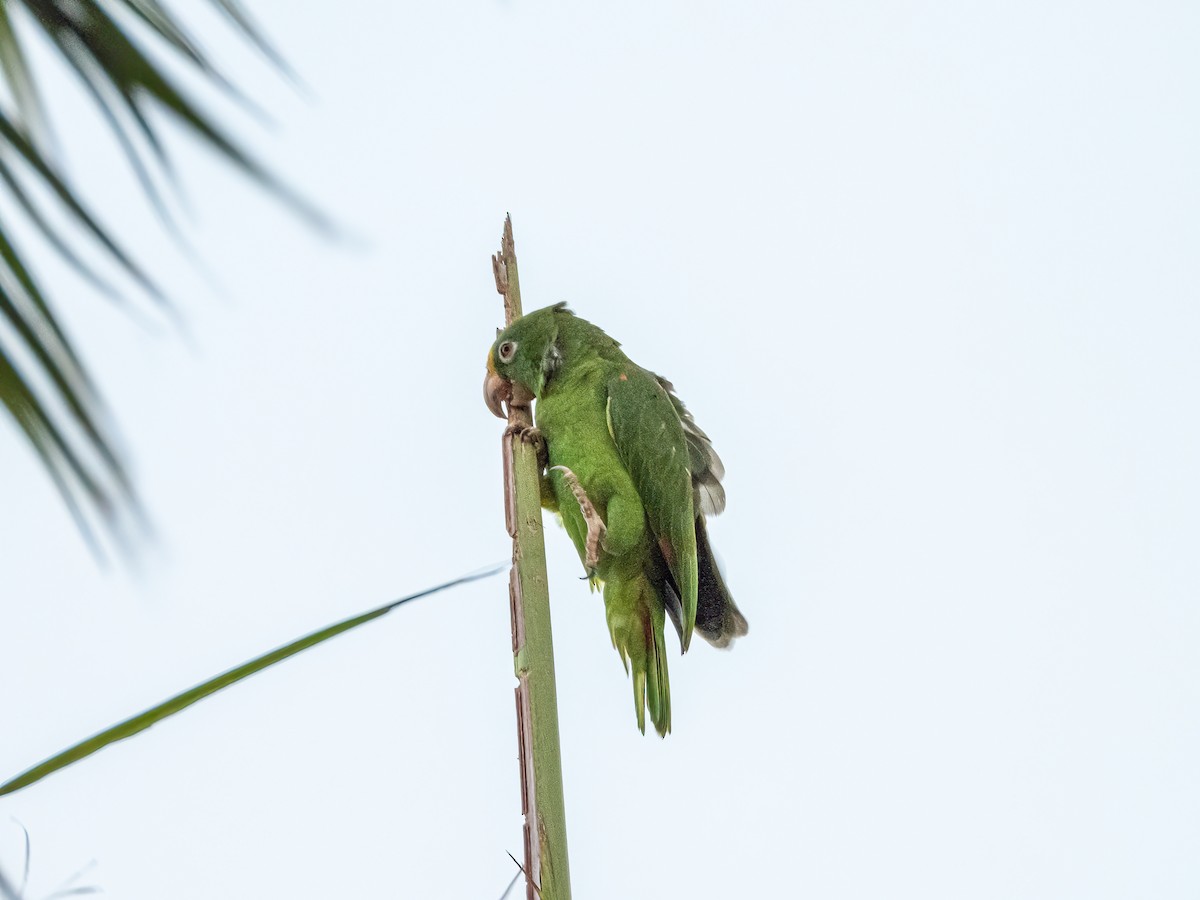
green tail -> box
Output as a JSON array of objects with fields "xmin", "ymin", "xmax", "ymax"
[{"xmin": 604, "ymin": 575, "xmax": 672, "ymax": 737}]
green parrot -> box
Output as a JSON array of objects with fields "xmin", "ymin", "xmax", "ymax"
[{"xmin": 484, "ymin": 303, "xmax": 747, "ymax": 736}]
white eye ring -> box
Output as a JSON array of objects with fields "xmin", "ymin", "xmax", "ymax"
[{"xmin": 498, "ymin": 341, "xmax": 518, "ymax": 363}]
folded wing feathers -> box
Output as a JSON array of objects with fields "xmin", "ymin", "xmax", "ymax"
[{"xmin": 655, "ymin": 375, "xmax": 726, "ymax": 516}]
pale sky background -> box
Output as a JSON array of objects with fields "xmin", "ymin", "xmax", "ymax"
[{"xmin": 1, "ymin": 1, "xmax": 1198, "ymax": 897}]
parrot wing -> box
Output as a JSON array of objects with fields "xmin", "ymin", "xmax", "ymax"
[
  {"xmin": 606, "ymin": 368, "xmax": 699, "ymax": 650},
  {"xmin": 654, "ymin": 375, "xmax": 726, "ymax": 516}
]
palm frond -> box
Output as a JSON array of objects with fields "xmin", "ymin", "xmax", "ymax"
[
  {"xmin": 0, "ymin": 2, "xmax": 49, "ymax": 147},
  {"xmin": 0, "ymin": 566, "xmax": 505, "ymax": 797},
  {"xmin": 0, "ymin": 0, "xmax": 323, "ymax": 550}
]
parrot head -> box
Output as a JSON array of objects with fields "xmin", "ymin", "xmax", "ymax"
[{"xmin": 484, "ymin": 303, "xmax": 568, "ymax": 419}]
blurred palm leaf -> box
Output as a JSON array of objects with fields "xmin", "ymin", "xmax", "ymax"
[{"xmin": 0, "ymin": 0, "xmax": 322, "ymax": 550}]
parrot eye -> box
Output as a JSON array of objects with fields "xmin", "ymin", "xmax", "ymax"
[{"xmin": 498, "ymin": 341, "xmax": 517, "ymax": 363}]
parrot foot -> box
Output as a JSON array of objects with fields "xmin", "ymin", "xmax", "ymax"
[
  {"xmin": 550, "ymin": 465, "xmax": 606, "ymax": 573},
  {"xmin": 504, "ymin": 423, "xmax": 548, "ymax": 470}
]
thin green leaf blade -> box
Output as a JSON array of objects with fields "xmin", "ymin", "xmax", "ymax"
[
  {"xmin": 0, "ymin": 110, "xmax": 163, "ymax": 300},
  {"xmin": 0, "ymin": 228, "xmax": 128, "ymax": 488},
  {"xmin": 0, "ymin": 567, "xmax": 505, "ymax": 797},
  {"xmin": 0, "ymin": 2, "xmax": 50, "ymax": 148},
  {"xmin": 209, "ymin": 0, "xmax": 299, "ymax": 83},
  {"xmin": 0, "ymin": 341, "xmax": 112, "ymax": 548}
]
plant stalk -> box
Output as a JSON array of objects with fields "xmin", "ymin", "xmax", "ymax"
[{"xmin": 492, "ymin": 215, "xmax": 572, "ymax": 900}]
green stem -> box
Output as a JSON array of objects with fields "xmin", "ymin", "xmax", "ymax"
[{"xmin": 493, "ymin": 215, "xmax": 572, "ymax": 900}]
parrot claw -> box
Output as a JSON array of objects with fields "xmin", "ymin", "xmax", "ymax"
[
  {"xmin": 504, "ymin": 423, "xmax": 548, "ymax": 470},
  {"xmin": 550, "ymin": 465, "xmax": 606, "ymax": 572}
]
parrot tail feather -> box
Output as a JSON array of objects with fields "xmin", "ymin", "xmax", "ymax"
[
  {"xmin": 662, "ymin": 515, "xmax": 748, "ymax": 649},
  {"xmin": 694, "ymin": 515, "xmax": 748, "ymax": 648},
  {"xmin": 605, "ymin": 577, "xmax": 672, "ymax": 737}
]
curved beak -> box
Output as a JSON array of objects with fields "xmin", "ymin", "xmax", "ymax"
[{"xmin": 484, "ymin": 370, "xmax": 512, "ymax": 419}]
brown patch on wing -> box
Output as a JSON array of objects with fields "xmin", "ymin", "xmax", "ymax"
[{"xmin": 658, "ymin": 537, "xmax": 676, "ymax": 568}]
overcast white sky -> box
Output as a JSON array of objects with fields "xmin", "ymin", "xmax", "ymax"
[{"xmin": 2, "ymin": 1, "xmax": 1198, "ymax": 897}]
